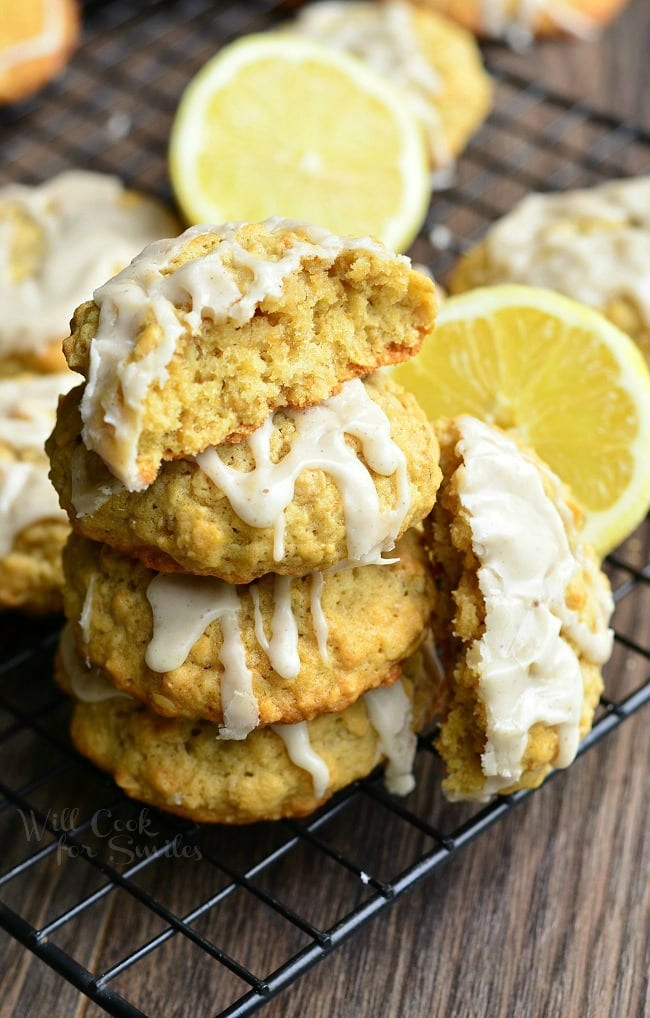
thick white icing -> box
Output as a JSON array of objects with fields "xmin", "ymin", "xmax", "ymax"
[
  {"xmin": 271, "ymin": 722, "xmax": 331, "ymax": 799},
  {"xmin": 0, "ymin": 171, "xmax": 175, "ymax": 359},
  {"xmin": 80, "ymin": 218, "xmax": 406, "ymax": 491},
  {"xmin": 145, "ymin": 574, "xmax": 259, "ymax": 740},
  {"xmin": 0, "ymin": 0, "xmax": 67, "ymax": 76},
  {"xmin": 0, "ymin": 372, "xmax": 76, "ymax": 555},
  {"xmin": 250, "ymin": 576, "xmax": 300, "ymax": 680},
  {"xmin": 364, "ymin": 680, "xmax": 417, "ymax": 795},
  {"xmin": 455, "ymin": 417, "xmax": 613, "ymax": 796},
  {"xmin": 294, "ymin": 1, "xmax": 452, "ymax": 167},
  {"xmin": 196, "ymin": 378, "xmax": 411, "ymax": 565},
  {"xmin": 479, "ymin": 0, "xmax": 598, "ymax": 44},
  {"xmin": 482, "ymin": 178, "xmax": 650, "ymax": 328},
  {"xmin": 60, "ymin": 623, "xmax": 129, "ymax": 703}
]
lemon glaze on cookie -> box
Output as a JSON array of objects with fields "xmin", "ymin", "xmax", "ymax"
[
  {"xmin": 449, "ymin": 178, "xmax": 650, "ymax": 359},
  {"xmin": 73, "ymin": 218, "xmax": 434, "ymax": 491},
  {"xmin": 49, "ymin": 374, "xmax": 439, "ymax": 581},
  {"xmin": 452, "ymin": 417, "xmax": 613, "ymax": 796},
  {"xmin": 0, "ymin": 374, "xmax": 76, "ymax": 553},
  {"xmin": 0, "ymin": 172, "xmax": 177, "ymax": 373}
]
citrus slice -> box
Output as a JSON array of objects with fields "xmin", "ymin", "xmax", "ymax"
[
  {"xmin": 391, "ymin": 285, "xmax": 650, "ymax": 555},
  {"xmin": 168, "ymin": 33, "xmax": 430, "ymax": 252}
]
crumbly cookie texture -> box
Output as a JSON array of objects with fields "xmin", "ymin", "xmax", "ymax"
[
  {"xmin": 449, "ymin": 177, "xmax": 650, "ymax": 361},
  {"xmin": 0, "ymin": 372, "xmax": 77, "ymax": 612},
  {"xmin": 292, "ymin": 1, "xmax": 491, "ymax": 168},
  {"xmin": 0, "ymin": 172, "xmax": 178, "ymax": 375},
  {"xmin": 64, "ymin": 219, "xmax": 437, "ymax": 490},
  {"xmin": 62, "ymin": 528, "xmax": 435, "ymax": 726},
  {"xmin": 426, "ymin": 417, "xmax": 613, "ymax": 801},
  {"xmin": 405, "ymin": 0, "xmax": 628, "ymax": 40},
  {"xmin": 0, "ymin": 0, "xmax": 80, "ymax": 105},
  {"xmin": 58, "ymin": 649, "xmax": 435, "ymax": 824},
  {"xmin": 48, "ymin": 373, "xmax": 441, "ymax": 581}
]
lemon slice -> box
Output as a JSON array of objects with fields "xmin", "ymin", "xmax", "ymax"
[
  {"xmin": 169, "ymin": 33, "xmax": 430, "ymax": 251},
  {"xmin": 391, "ymin": 285, "xmax": 650, "ymax": 555}
]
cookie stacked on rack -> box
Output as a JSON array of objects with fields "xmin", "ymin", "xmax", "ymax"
[{"xmin": 48, "ymin": 218, "xmax": 441, "ymax": 823}]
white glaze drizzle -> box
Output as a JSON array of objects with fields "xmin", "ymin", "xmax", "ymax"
[
  {"xmin": 294, "ymin": 1, "xmax": 453, "ymax": 167},
  {"xmin": 0, "ymin": 460, "xmax": 64, "ymax": 555},
  {"xmin": 455, "ymin": 417, "xmax": 613, "ymax": 796},
  {"xmin": 0, "ymin": 372, "xmax": 76, "ymax": 555},
  {"xmin": 271, "ymin": 722, "xmax": 330, "ymax": 799},
  {"xmin": 479, "ymin": 0, "xmax": 598, "ymax": 45},
  {"xmin": 79, "ymin": 574, "xmax": 96, "ymax": 650},
  {"xmin": 364, "ymin": 680, "xmax": 416, "ymax": 795},
  {"xmin": 81, "ymin": 218, "xmax": 404, "ymax": 490},
  {"xmin": 0, "ymin": 0, "xmax": 67, "ymax": 76},
  {"xmin": 145, "ymin": 573, "xmax": 259, "ymax": 740},
  {"xmin": 0, "ymin": 171, "xmax": 176, "ymax": 359},
  {"xmin": 250, "ymin": 576, "xmax": 301, "ymax": 680},
  {"xmin": 196, "ymin": 378, "xmax": 411, "ymax": 565},
  {"xmin": 482, "ymin": 178, "xmax": 650, "ymax": 333},
  {"xmin": 0, "ymin": 373, "xmax": 76, "ymax": 449},
  {"xmin": 59, "ymin": 623, "xmax": 129, "ymax": 703},
  {"xmin": 310, "ymin": 572, "xmax": 330, "ymax": 665}
]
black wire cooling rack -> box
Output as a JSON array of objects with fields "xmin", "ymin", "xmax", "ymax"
[{"xmin": 0, "ymin": 2, "xmax": 649, "ymax": 1016}]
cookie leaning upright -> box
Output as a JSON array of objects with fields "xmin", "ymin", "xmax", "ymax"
[
  {"xmin": 426, "ymin": 416, "xmax": 614, "ymax": 802},
  {"xmin": 64, "ymin": 218, "xmax": 437, "ymax": 491}
]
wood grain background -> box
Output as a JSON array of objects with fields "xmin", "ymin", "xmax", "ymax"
[{"xmin": 1, "ymin": 0, "xmax": 649, "ymax": 1015}]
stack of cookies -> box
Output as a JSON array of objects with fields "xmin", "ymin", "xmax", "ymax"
[{"xmin": 48, "ymin": 218, "xmax": 442, "ymax": 822}]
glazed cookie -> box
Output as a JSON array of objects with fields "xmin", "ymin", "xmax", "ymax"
[
  {"xmin": 0, "ymin": 171, "xmax": 179, "ymax": 375},
  {"xmin": 291, "ymin": 1, "xmax": 491, "ymax": 170},
  {"xmin": 62, "ymin": 529, "xmax": 435, "ymax": 732},
  {"xmin": 64, "ymin": 219, "xmax": 437, "ymax": 490},
  {"xmin": 48, "ymin": 373, "xmax": 441, "ymax": 581},
  {"xmin": 0, "ymin": 0, "xmax": 80, "ymax": 104},
  {"xmin": 426, "ymin": 416, "xmax": 613, "ymax": 801},
  {"xmin": 406, "ymin": 0, "xmax": 628, "ymax": 42},
  {"xmin": 0, "ymin": 372, "xmax": 77, "ymax": 611},
  {"xmin": 57, "ymin": 645, "xmax": 435, "ymax": 823},
  {"xmin": 449, "ymin": 177, "xmax": 650, "ymax": 362}
]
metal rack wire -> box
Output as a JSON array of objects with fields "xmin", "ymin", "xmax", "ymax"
[{"xmin": 0, "ymin": 2, "xmax": 648, "ymax": 1015}]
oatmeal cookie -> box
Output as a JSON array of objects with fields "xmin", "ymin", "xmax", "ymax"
[
  {"xmin": 48, "ymin": 374, "xmax": 441, "ymax": 581},
  {"xmin": 62, "ymin": 529, "xmax": 435, "ymax": 730},
  {"xmin": 0, "ymin": 171, "xmax": 178, "ymax": 375},
  {"xmin": 449, "ymin": 178, "xmax": 650, "ymax": 361},
  {"xmin": 425, "ymin": 416, "xmax": 613, "ymax": 801},
  {"xmin": 58, "ymin": 647, "xmax": 435, "ymax": 823},
  {"xmin": 64, "ymin": 219, "xmax": 437, "ymax": 490}
]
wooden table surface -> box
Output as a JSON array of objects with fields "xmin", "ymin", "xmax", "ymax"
[{"xmin": 1, "ymin": 2, "xmax": 649, "ymax": 1016}]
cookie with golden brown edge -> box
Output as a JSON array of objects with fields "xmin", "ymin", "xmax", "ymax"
[
  {"xmin": 57, "ymin": 647, "xmax": 435, "ymax": 824},
  {"xmin": 62, "ymin": 528, "xmax": 435, "ymax": 728},
  {"xmin": 48, "ymin": 373, "xmax": 441, "ymax": 581},
  {"xmin": 64, "ymin": 218, "xmax": 437, "ymax": 491},
  {"xmin": 425, "ymin": 416, "xmax": 613, "ymax": 801},
  {"xmin": 291, "ymin": 1, "xmax": 491, "ymax": 170},
  {"xmin": 0, "ymin": 172, "xmax": 179, "ymax": 376},
  {"xmin": 405, "ymin": 0, "xmax": 628, "ymax": 41},
  {"xmin": 0, "ymin": 372, "xmax": 77, "ymax": 612},
  {"xmin": 0, "ymin": 0, "xmax": 80, "ymax": 105},
  {"xmin": 449, "ymin": 177, "xmax": 650, "ymax": 362}
]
